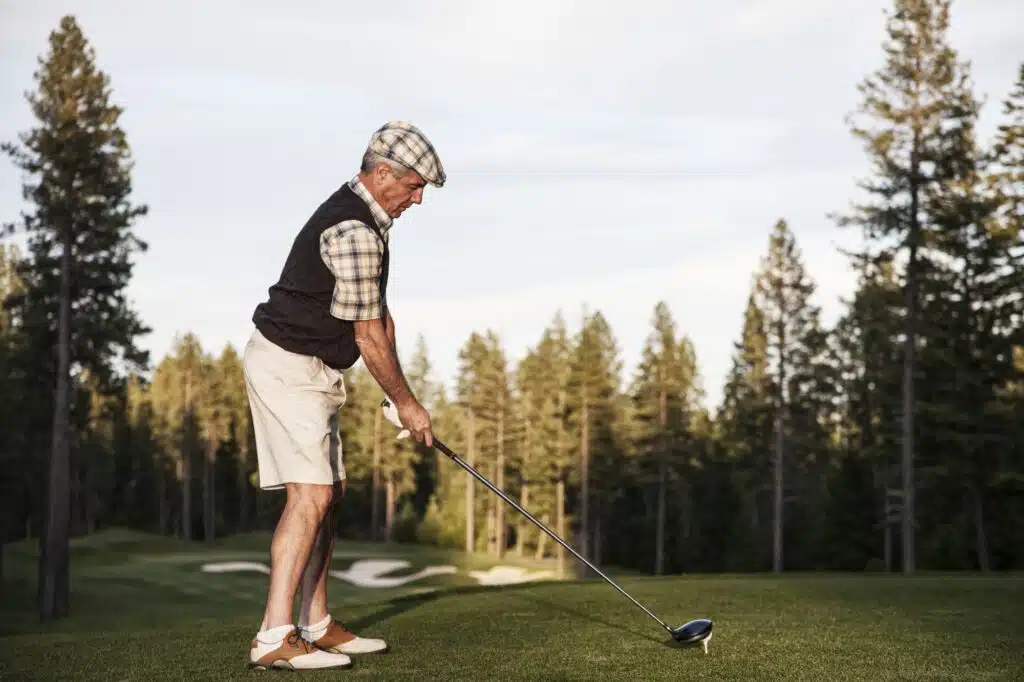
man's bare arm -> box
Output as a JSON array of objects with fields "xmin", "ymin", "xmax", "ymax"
[
  {"xmin": 385, "ymin": 309, "xmax": 397, "ymax": 352},
  {"xmin": 354, "ymin": 316, "xmax": 413, "ymax": 407}
]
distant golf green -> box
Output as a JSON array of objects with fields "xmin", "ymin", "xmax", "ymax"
[{"xmin": 1, "ymin": 530, "xmax": 1021, "ymax": 681}]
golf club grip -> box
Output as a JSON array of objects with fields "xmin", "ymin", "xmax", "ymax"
[{"xmin": 431, "ymin": 437, "xmax": 671, "ymax": 633}]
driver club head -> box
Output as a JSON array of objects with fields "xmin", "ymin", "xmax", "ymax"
[{"xmin": 670, "ymin": 619, "xmax": 713, "ymax": 654}]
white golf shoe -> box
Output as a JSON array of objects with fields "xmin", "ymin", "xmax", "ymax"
[
  {"xmin": 247, "ymin": 627, "xmax": 353, "ymax": 670},
  {"xmin": 302, "ymin": 617, "xmax": 389, "ymax": 656}
]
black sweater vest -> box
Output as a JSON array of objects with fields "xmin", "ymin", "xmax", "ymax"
[{"xmin": 252, "ymin": 183, "xmax": 390, "ymax": 370}]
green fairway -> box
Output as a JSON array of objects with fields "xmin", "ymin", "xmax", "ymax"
[{"xmin": 1, "ymin": 532, "xmax": 1022, "ymax": 681}]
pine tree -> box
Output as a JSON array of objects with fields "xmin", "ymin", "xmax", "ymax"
[
  {"xmin": 381, "ymin": 335, "xmax": 437, "ymax": 542},
  {"xmin": 629, "ymin": 302, "xmax": 701, "ymax": 574},
  {"xmin": 453, "ymin": 332, "xmax": 494, "ymax": 552},
  {"xmin": 920, "ymin": 58, "xmax": 1024, "ymax": 571},
  {"xmin": 983, "ymin": 63, "xmax": 1024, "ymax": 569},
  {"xmin": 834, "ymin": 0, "xmax": 979, "ymax": 573},
  {"xmin": 0, "ymin": 245, "xmax": 27, "ymax": 578},
  {"xmin": 150, "ymin": 333, "xmax": 207, "ymax": 541},
  {"xmin": 752, "ymin": 219, "xmax": 828, "ymax": 572},
  {"xmin": 407, "ymin": 334, "xmax": 438, "ymax": 518},
  {"xmin": 827, "ymin": 257, "xmax": 904, "ymax": 570},
  {"xmin": 2, "ymin": 16, "xmax": 149, "ymax": 619},
  {"xmin": 513, "ymin": 313, "xmax": 572, "ymax": 565},
  {"xmin": 716, "ymin": 294, "xmax": 775, "ymax": 571},
  {"xmin": 122, "ymin": 373, "xmax": 163, "ymax": 532},
  {"xmin": 417, "ymin": 386, "xmax": 469, "ymax": 549},
  {"xmin": 565, "ymin": 309, "xmax": 626, "ymax": 568},
  {"xmin": 215, "ymin": 345, "xmax": 252, "ymax": 532}
]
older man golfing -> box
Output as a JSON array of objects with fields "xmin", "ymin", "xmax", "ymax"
[{"xmin": 241, "ymin": 121, "xmax": 445, "ymax": 671}]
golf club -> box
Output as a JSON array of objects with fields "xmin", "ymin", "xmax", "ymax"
[{"xmin": 381, "ymin": 398, "xmax": 713, "ymax": 653}]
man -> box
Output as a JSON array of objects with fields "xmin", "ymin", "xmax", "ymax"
[{"xmin": 241, "ymin": 120, "xmax": 445, "ymax": 671}]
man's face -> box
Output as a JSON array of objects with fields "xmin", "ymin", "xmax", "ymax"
[{"xmin": 370, "ymin": 163, "xmax": 426, "ymax": 218}]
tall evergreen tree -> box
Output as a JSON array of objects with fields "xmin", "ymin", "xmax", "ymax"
[
  {"xmin": 752, "ymin": 219, "xmax": 829, "ymax": 572},
  {"xmin": 826, "ymin": 257, "xmax": 904, "ymax": 570},
  {"xmin": 0, "ymin": 245, "xmax": 27, "ymax": 577},
  {"xmin": 716, "ymin": 294, "xmax": 775, "ymax": 571},
  {"xmin": 2, "ymin": 15, "xmax": 149, "ymax": 619},
  {"xmin": 215, "ymin": 346, "xmax": 252, "ymax": 532},
  {"xmin": 512, "ymin": 313, "xmax": 572, "ymax": 567},
  {"xmin": 834, "ymin": 0, "xmax": 978, "ymax": 573},
  {"xmin": 150, "ymin": 333, "xmax": 206, "ymax": 541},
  {"xmin": 629, "ymin": 302, "xmax": 701, "ymax": 574},
  {"xmin": 565, "ymin": 309, "xmax": 625, "ymax": 567},
  {"xmin": 453, "ymin": 332, "xmax": 500, "ymax": 552},
  {"xmin": 919, "ymin": 57, "xmax": 1024, "ymax": 571}
]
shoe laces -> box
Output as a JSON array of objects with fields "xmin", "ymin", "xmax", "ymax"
[{"xmin": 286, "ymin": 630, "xmax": 316, "ymax": 653}]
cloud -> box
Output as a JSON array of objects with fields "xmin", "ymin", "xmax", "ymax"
[{"xmin": 1, "ymin": 0, "xmax": 1018, "ymax": 417}]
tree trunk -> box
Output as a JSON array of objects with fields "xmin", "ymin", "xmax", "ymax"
[
  {"xmin": 971, "ymin": 482, "xmax": 990, "ymax": 573},
  {"xmin": 901, "ymin": 127, "xmax": 921, "ymax": 575},
  {"xmin": 655, "ymin": 388, "xmax": 667, "ymax": 575},
  {"xmin": 40, "ymin": 227, "xmax": 72, "ymax": 622},
  {"xmin": 204, "ymin": 435, "xmax": 216, "ymax": 543},
  {"xmin": 556, "ymin": 478, "xmax": 566, "ymax": 578},
  {"xmin": 495, "ymin": 398, "xmax": 505, "ymax": 557},
  {"xmin": 516, "ymin": 485, "xmax": 529, "ymax": 557},
  {"xmin": 181, "ymin": 374, "xmax": 194, "ymax": 542},
  {"xmin": 69, "ymin": 443, "xmax": 83, "ymax": 538},
  {"xmin": 372, "ymin": 408, "xmax": 382, "ymax": 542},
  {"xmin": 236, "ymin": 455, "xmax": 249, "ymax": 533},
  {"xmin": 580, "ymin": 397, "xmax": 590, "ymax": 564},
  {"xmin": 486, "ymin": 483, "xmax": 497, "ymax": 555},
  {"xmin": 465, "ymin": 409, "xmax": 475, "ymax": 554},
  {"xmin": 385, "ymin": 473, "xmax": 395, "ymax": 543},
  {"xmin": 880, "ymin": 462, "xmax": 893, "ymax": 573},
  {"xmin": 773, "ymin": 408, "xmax": 784, "ymax": 573},
  {"xmin": 534, "ymin": 513, "xmax": 548, "ymax": 560},
  {"xmin": 594, "ymin": 495, "xmax": 602, "ymax": 566},
  {"xmin": 158, "ymin": 468, "xmax": 168, "ymax": 535}
]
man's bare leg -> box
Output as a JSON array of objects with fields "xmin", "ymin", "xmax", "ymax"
[
  {"xmin": 298, "ymin": 482, "xmax": 343, "ymax": 628},
  {"xmin": 260, "ymin": 482, "xmax": 335, "ymax": 630}
]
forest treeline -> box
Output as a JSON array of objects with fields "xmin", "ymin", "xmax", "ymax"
[{"xmin": 1, "ymin": 1, "xmax": 1022, "ymax": 621}]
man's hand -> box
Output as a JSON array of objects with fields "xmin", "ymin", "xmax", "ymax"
[
  {"xmin": 397, "ymin": 399, "xmax": 433, "ymax": 447},
  {"xmin": 355, "ymin": 315, "xmax": 432, "ymax": 447}
]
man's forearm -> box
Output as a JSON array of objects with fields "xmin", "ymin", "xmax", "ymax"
[
  {"xmin": 385, "ymin": 310, "xmax": 397, "ymax": 349},
  {"xmin": 355, "ymin": 317, "xmax": 414, "ymax": 407}
]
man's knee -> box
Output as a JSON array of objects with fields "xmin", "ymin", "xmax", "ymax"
[{"xmin": 286, "ymin": 483, "xmax": 337, "ymax": 521}]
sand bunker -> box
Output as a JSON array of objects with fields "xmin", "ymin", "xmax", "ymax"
[
  {"xmin": 467, "ymin": 566, "xmax": 557, "ymax": 585},
  {"xmin": 199, "ymin": 559, "xmax": 555, "ymax": 587},
  {"xmin": 329, "ymin": 559, "xmax": 457, "ymax": 587}
]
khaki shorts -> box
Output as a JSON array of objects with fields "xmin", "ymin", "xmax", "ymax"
[{"xmin": 242, "ymin": 328, "xmax": 347, "ymax": 490}]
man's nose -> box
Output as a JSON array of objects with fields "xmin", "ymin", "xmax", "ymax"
[{"xmin": 412, "ymin": 188, "xmax": 423, "ymax": 204}]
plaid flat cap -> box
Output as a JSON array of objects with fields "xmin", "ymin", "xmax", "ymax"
[{"xmin": 369, "ymin": 120, "xmax": 446, "ymax": 187}]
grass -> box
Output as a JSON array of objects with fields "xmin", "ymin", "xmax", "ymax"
[{"xmin": 1, "ymin": 530, "xmax": 1022, "ymax": 681}]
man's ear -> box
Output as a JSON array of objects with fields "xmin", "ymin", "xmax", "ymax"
[{"xmin": 373, "ymin": 161, "xmax": 392, "ymax": 185}]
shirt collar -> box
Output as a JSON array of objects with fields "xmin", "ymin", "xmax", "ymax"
[{"xmin": 349, "ymin": 175, "xmax": 393, "ymax": 238}]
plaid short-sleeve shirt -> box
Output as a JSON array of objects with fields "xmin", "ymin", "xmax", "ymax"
[{"xmin": 319, "ymin": 176, "xmax": 393, "ymax": 321}]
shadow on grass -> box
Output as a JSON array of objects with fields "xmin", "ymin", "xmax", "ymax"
[
  {"xmin": 343, "ymin": 579, "xmax": 680, "ymax": 647},
  {"xmin": 346, "ymin": 590, "xmax": 442, "ymax": 632},
  {"xmin": 345, "ymin": 580, "xmax": 585, "ymax": 631},
  {"xmin": 512, "ymin": 592, "xmax": 665, "ymax": 644}
]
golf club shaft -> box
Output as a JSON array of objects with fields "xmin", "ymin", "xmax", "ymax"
[{"xmin": 431, "ymin": 437, "xmax": 672, "ymax": 634}]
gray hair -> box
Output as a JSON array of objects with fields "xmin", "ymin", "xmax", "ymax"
[{"xmin": 360, "ymin": 149, "xmax": 410, "ymax": 177}]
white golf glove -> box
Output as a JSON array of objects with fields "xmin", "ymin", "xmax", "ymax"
[{"xmin": 381, "ymin": 398, "xmax": 410, "ymax": 440}]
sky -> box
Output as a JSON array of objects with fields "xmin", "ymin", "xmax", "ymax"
[{"xmin": 0, "ymin": 0, "xmax": 1021, "ymax": 412}]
